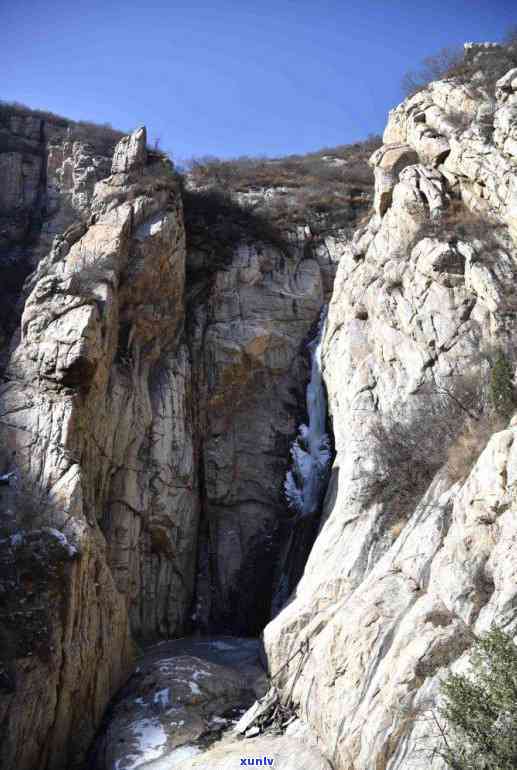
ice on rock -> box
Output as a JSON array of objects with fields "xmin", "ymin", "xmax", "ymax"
[
  {"xmin": 153, "ymin": 689, "xmax": 170, "ymax": 708},
  {"xmin": 284, "ymin": 306, "xmax": 332, "ymax": 518}
]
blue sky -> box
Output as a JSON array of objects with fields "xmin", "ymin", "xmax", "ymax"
[{"xmin": 2, "ymin": 0, "xmax": 515, "ymax": 160}]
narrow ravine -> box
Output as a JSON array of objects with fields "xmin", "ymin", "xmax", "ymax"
[
  {"xmin": 86, "ymin": 636, "xmax": 267, "ymax": 770},
  {"xmin": 86, "ymin": 304, "xmax": 336, "ymax": 770}
]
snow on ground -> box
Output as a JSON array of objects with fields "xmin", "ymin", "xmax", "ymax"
[
  {"xmin": 115, "ymin": 718, "xmax": 168, "ymax": 770},
  {"xmin": 166, "ymin": 745, "xmax": 202, "ymax": 766}
]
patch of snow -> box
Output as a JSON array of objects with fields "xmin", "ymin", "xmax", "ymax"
[
  {"xmin": 153, "ymin": 688, "xmax": 170, "ymax": 708},
  {"xmin": 192, "ymin": 668, "xmax": 211, "ymax": 680},
  {"xmin": 118, "ymin": 718, "xmax": 167, "ymax": 770},
  {"xmin": 135, "ymin": 212, "xmax": 166, "ymax": 241},
  {"xmin": 44, "ymin": 527, "xmax": 78, "ymax": 557},
  {"xmin": 167, "ymin": 744, "xmax": 202, "ymax": 767},
  {"xmin": 188, "ymin": 681, "xmax": 202, "ymax": 696}
]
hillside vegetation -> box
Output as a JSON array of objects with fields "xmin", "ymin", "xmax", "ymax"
[
  {"xmin": 402, "ymin": 25, "xmax": 517, "ymax": 96},
  {"xmin": 0, "ymin": 99, "xmax": 127, "ymax": 156},
  {"xmin": 183, "ymin": 134, "xmax": 381, "ymax": 242}
]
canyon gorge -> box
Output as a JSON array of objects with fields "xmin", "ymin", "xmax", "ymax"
[{"xmin": 1, "ymin": 39, "xmax": 517, "ymax": 770}]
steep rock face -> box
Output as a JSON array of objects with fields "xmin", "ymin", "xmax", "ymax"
[
  {"xmin": 189, "ymin": 241, "xmax": 325, "ymax": 633},
  {"xmin": 0, "ymin": 128, "xmax": 196, "ymax": 769},
  {"xmin": 264, "ymin": 51, "xmax": 517, "ymax": 769},
  {"xmin": 0, "ymin": 109, "xmax": 114, "ymax": 359},
  {"xmin": 0, "ymin": 113, "xmax": 346, "ymax": 767}
]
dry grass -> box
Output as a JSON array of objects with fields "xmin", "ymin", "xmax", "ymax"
[
  {"xmin": 183, "ymin": 135, "xmax": 381, "ymax": 238},
  {"xmin": 185, "ymin": 135, "xmax": 381, "ymax": 192},
  {"xmin": 446, "ymin": 414, "xmax": 506, "ymax": 482},
  {"xmin": 413, "ymin": 198, "xmax": 502, "ymax": 250}
]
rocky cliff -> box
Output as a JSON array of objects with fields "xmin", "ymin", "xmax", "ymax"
[
  {"xmin": 0, "ymin": 103, "xmax": 356, "ymax": 769},
  {"xmin": 264, "ymin": 44, "xmax": 517, "ymax": 769},
  {"xmin": 2, "ymin": 40, "xmax": 517, "ymax": 770},
  {"xmin": 0, "ymin": 107, "xmax": 120, "ymax": 364},
  {"xmin": 0, "ymin": 117, "xmax": 192, "ymax": 768}
]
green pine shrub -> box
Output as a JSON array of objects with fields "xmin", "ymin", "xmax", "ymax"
[
  {"xmin": 440, "ymin": 626, "xmax": 517, "ymax": 770},
  {"xmin": 489, "ymin": 350, "xmax": 515, "ymax": 418}
]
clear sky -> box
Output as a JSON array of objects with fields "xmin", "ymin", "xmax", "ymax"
[{"xmin": 2, "ymin": 0, "xmax": 515, "ymax": 161}]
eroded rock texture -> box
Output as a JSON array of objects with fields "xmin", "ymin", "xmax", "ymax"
[
  {"xmin": 0, "ymin": 109, "xmax": 114, "ymax": 360},
  {"xmin": 5, "ymin": 42, "xmax": 517, "ymax": 770},
  {"xmin": 264, "ymin": 46, "xmax": 517, "ymax": 770},
  {"xmin": 0, "ymin": 111, "xmax": 345, "ymax": 768},
  {"xmin": 189, "ymin": 242, "xmax": 325, "ymax": 633},
  {"xmin": 0, "ymin": 125, "xmax": 195, "ymax": 769}
]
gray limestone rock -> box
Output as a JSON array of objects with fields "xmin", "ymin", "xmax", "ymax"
[
  {"xmin": 111, "ymin": 126, "xmax": 147, "ymax": 174},
  {"xmin": 263, "ymin": 59, "xmax": 517, "ymax": 770}
]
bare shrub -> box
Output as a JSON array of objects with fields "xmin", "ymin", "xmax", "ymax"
[
  {"xmin": 183, "ymin": 134, "xmax": 381, "ymax": 239},
  {"xmin": 369, "ymin": 372, "xmax": 490, "ymax": 529},
  {"xmin": 185, "ymin": 136, "xmax": 381, "ymax": 195},
  {"xmin": 0, "ymin": 471, "xmax": 60, "ymax": 531},
  {"xmin": 402, "ymin": 31, "xmax": 517, "ymax": 97},
  {"xmin": 0, "ymin": 99, "xmax": 126, "ymax": 157},
  {"xmin": 413, "ymin": 198, "xmax": 502, "ymax": 249},
  {"xmin": 0, "ymin": 99, "xmax": 70, "ymax": 128},
  {"xmin": 13, "ymin": 479, "xmax": 58, "ymax": 530},
  {"xmin": 373, "ymin": 350, "xmax": 516, "ymax": 505},
  {"xmin": 68, "ymin": 121, "xmax": 125, "ymax": 157},
  {"xmin": 402, "ymin": 47, "xmax": 466, "ymax": 96},
  {"xmin": 181, "ymin": 182, "xmax": 291, "ymax": 269}
]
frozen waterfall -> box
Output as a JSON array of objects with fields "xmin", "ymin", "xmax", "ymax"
[{"xmin": 284, "ymin": 306, "xmax": 332, "ymax": 518}]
